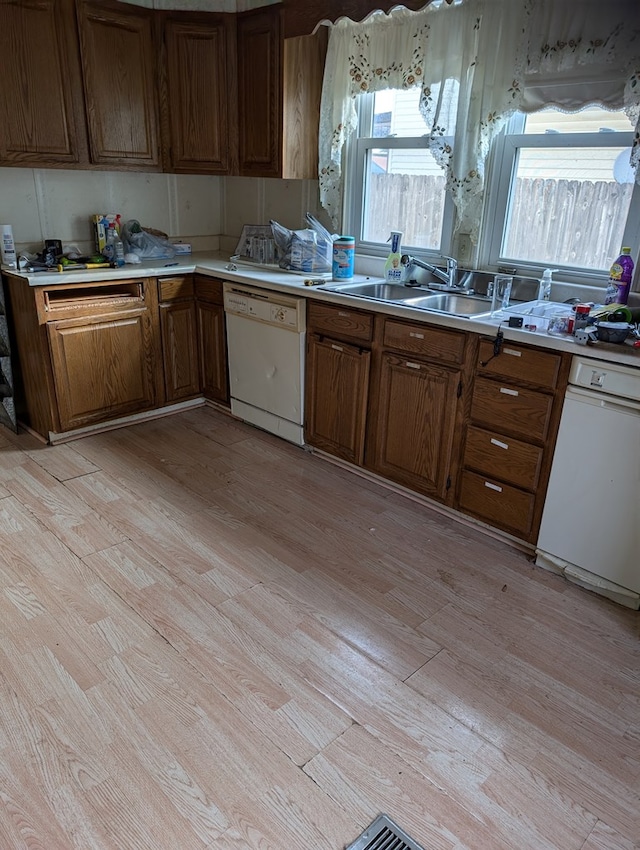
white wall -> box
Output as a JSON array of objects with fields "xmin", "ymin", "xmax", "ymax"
[
  {"xmin": 0, "ymin": 167, "xmax": 329, "ymax": 258},
  {"xmin": 220, "ymin": 176, "xmax": 332, "ymax": 254},
  {"xmin": 0, "ymin": 168, "xmax": 224, "ymax": 256}
]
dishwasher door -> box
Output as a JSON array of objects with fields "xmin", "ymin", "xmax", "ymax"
[
  {"xmin": 223, "ymin": 284, "xmax": 306, "ymax": 445},
  {"xmin": 537, "ymin": 384, "xmax": 640, "ymax": 600}
]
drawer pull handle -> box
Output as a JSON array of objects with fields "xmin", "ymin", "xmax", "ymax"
[
  {"xmin": 338, "ymin": 311, "xmax": 349, "ymax": 317},
  {"xmin": 499, "ymin": 387, "xmax": 519, "ymax": 396},
  {"xmin": 490, "ymin": 438, "xmax": 509, "ymax": 450},
  {"xmin": 409, "ymin": 331, "xmax": 424, "ymax": 339},
  {"xmin": 331, "ymin": 344, "xmax": 344, "ymax": 352},
  {"xmin": 405, "ymin": 361, "xmax": 421, "ymax": 370},
  {"xmin": 484, "ymin": 481, "xmax": 503, "ymax": 493},
  {"xmin": 504, "ymin": 348, "xmax": 521, "ymax": 357}
]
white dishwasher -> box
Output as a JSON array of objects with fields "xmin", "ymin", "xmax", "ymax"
[
  {"xmin": 536, "ymin": 355, "xmax": 640, "ymax": 609},
  {"xmin": 223, "ymin": 283, "xmax": 306, "ymax": 445}
]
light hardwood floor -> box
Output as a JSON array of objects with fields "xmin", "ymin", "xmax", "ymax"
[{"xmin": 0, "ymin": 407, "xmax": 638, "ymax": 850}]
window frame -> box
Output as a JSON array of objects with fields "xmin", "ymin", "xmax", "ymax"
[
  {"xmin": 479, "ymin": 112, "xmax": 640, "ymax": 285},
  {"xmin": 344, "ymin": 91, "xmax": 457, "ymax": 260}
]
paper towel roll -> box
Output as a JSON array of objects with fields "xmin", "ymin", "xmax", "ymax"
[{"xmin": 0, "ymin": 225, "xmax": 17, "ymax": 269}]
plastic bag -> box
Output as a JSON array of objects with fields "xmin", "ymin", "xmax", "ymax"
[
  {"xmin": 270, "ymin": 215, "xmax": 332, "ymax": 273},
  {"xmin": 121, "ymin": 220, "xmax": 176, "ymax": 260}
]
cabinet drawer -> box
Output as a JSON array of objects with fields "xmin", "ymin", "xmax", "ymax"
[
  {"xmin": 158, "ymin": 276, "xmax": 193, "ymax": 302},
  {"xmin": 477, "ymin": 339, "xmax": 562, "ymax": 389},
  {"xmin": 308, "ymin": 302, "xmax": 373, "ymax": 342},
  {"xmin": 463, "ymin": 425, "xmax": 543, "ymax": 491},
  {"xmin": 471, "ymin": 376, "xmax": 553, "ymax": 442},
  {"xmin": 458, "ymin": 470, "xmax": 536, "ymax": 538},
  {"xmin": 383, "ymin": 320, "xmax": 466, "ymax": 364},
  {"xmin": 195, "ymin": 277, "xmax": 224, "ymax": 305}
]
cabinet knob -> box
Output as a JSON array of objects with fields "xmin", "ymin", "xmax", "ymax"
[{"xmin": 499, "ymin": 387, "xmax": 519, "ymax": 396}]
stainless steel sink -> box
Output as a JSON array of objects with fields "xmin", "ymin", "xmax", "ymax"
[
  {"xmin": 319, "ymin": 281, "xmax": 429, "ymax": 301},
  {"xmin": 403, "ymin": 292, "xmax": 492, "ymax": 316},
  {"xmin": 317, "ymin": 280, "xmax": 492, "ymax": 317}
]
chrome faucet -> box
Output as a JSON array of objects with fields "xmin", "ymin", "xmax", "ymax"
[{"xmin": 401, "ymin": 254, "xmax": 459, "ymax": 289}]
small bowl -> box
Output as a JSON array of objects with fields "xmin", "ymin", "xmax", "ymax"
[{"xmin": 595, "ymin": 321, "xmax": 631, "ymax": 343}]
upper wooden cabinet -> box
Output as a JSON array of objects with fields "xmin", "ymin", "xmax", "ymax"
[
  {"xmin": 0, "ymin": 0, "xmax": 88, "ymax": 166},
  {"xmin": 161, "ymin": 13, "xmax": 238, "ymax": 174},
  {"xmin": 237, "ymin": 7, "xmax": 326, "ymax": 179},
  {"xmin": 237, "ymin": 6, "xmax": 283, "ymax": 177},
  {"xmin": 76, "ymin": 0, "xmax": 161, "ymax": 168},
  {"xmin": 0, "ymin": 2, "xmax": 326, "ymax": 177}
]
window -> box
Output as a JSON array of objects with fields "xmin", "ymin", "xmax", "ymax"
[
  {"xmin": 483, "ymin": 107, "xmax": 640, "ymax": 279},
  {"xmin": 345, "ymin": 88, "xmax": 455, "ymax": 257}
]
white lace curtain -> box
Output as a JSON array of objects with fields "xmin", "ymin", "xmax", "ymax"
[{"xmin": 319, "ymin": 0, "xmax": 640, "ymax": 240}]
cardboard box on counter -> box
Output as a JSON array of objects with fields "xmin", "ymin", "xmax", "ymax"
[
  {"xmin": 92, "ymin": 214, "xmax": 121, "ymax": 253},
  {"xmin": 171, "ymin": 242, "xmax": 192, "ymax": 255}
]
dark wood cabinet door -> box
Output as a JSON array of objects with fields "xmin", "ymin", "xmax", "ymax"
[
  {"xmin": 159, "ymin": 300, "xmax": 200, "ymax": 402},
  {"xmin": 305, "ymin": 334, "xmax": 371, "ymax": 465},
  {"xmin": 47, "ymin": 308, "xmax": 157, "ymax": 432},
  {"xmin": 0, "ymin": 0, "xmax": 88, "ymax": 165},
  {"xmin": 197, "ymin": 301, "xmax": 228, "ymax": 404},
  {"xmin": 76, "ymin": 0, "xmax": 160, "ymax": 168},
  {"xmin": 162, "ymin": 14, "xmax": 237, "ymax": 174},
  {"xmin": 369, "ymin": 353, "xmax": 460, "ymax": 500},
  {"xmin": 237, "ymin": 6, "xmax": 282, "ymax": 177}
]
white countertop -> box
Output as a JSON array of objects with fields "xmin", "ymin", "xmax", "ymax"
[{"xmin": 6, "ymin": 252, "xmax": 640, "ymax": 370}]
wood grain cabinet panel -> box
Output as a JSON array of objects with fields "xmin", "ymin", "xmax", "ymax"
[
  {"xmin": 307, "ymin": 302, "xmax": 374, "ymax": 343},
  {"xmin": 383, "ymin": 320, "xmax": 466, "ymax": 365},
  {"xmin": 195, "ymin": 277, "xmax": 228, "ymax": 404},
  {"xmin": 470, "ymin": 376, "xmax": 554, "ymax": 443},
  {"xmin": 76, "ymin": 0, "xmax": 160, "ymax": 168},
  {"xmin": 47, "ymin": 308, "xmax": 156, "ymax": 432},
  {"xmin": 476, "ymin": 339, "xmax": 562, "ymax": 389},
  {"xmin": 159, "ymin": 300, "xmax": 200, "ymax": 402},
  {"xmin": 369, "ymin": 352, "xmax": 461, "ymax": 500},
  {"xmin": 0, "ymin": 0, "xmax": 88, "ymax": 166},
  {"xmin": 463, "ymin": 425, "xmax": 543, "ymax": 492},
  {"xmin": 162, "ymin": 14, "xmax": 237, "ymax": 174},
  {"xmin": 237, "ymin": 6, "xmax": 282, "ymax": 177},
  {"xmin": 305, "ymin": 333, "xmax": 370, "ymax": 465},
  {"xmin": 458, "ymin": 470, "xmax": 537, "ymax": 539}
]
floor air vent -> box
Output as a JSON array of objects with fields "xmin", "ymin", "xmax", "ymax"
[{"xmin": 345, "ymin": 814, "xmax": 426, "ymax": 850}]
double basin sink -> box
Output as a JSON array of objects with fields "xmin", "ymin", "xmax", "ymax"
[{"xmin": 317, "ymin": 279, "xmax": 495, "ymax": 318}]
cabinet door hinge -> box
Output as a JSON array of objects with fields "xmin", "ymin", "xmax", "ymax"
[{"xmin": 457, "ymin": 380, "xmax": 463, "ymax": 398}]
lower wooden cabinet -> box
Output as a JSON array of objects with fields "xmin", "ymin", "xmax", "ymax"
[
  {"xmin": 159, "ymin": 300, "xmax": 200, "ymax": 401},
  {"xmin": 305, "ymin": 333, "xmax": 370, "ymax": 465},
  {"xmin": 457, "ymin": 338, "xmax": 570, "ymax": 542},
  {"xmin": 195, "ymin": 276, "xmax": 228, "ymax": 404},
  {"xmin": 368, "ymin": 352, "xmax": 461, "ymax": 501},
  {"xmin": 47, "ymin": 307, "xmax": 156, "ymax": 432},
  {"xmin": 158, "ymin": 276, "xmax": 200, "ymax": 402}
]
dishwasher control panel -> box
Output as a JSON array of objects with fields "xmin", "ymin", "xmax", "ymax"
[
  {"xmin": 223, "ymin": 282, "xmax": 305, "ymax": 332},
  {"xmin": 570, "ymin": 356, "xmax": 640, "ymax": 402}
]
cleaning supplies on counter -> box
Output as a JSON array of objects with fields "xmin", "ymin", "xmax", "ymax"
[
  {"xmin": 537, "ymin": 268, "xmax": 555, "ymax": 301},
  {"xmin": 0, "ymin": 225, "xmax": 17, "ymax": 269},
  {"xmin": 604, "ymin": 247, "xmax": 634, "ymax": 304},
  {"xmin": 332, "ymin": 236, "xmax": 355, "ymax": 281},
  {"xmin": 384, "ymin": 231, "xmax": 403, "ymax": 283}
]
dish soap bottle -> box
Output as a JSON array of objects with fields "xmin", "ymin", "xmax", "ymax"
[
  {"xmin": 604, "ymin": 247, "xmax": 634, "ymax": 305},
  {"xmin": 384, "ymin": 231, "xmax": 403, "ymax": 283},
  {"xmin": 537, "ymin": 268, "xmax": 554, "ymax": 301}
]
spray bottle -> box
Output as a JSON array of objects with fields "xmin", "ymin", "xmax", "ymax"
[
  {"xmin": 537, "ymin": 268, "xmax": 556, "ymax": 301},
  {"xmin": 384, "ymin": 231, "xmax": 403, "ymax": 283}
]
